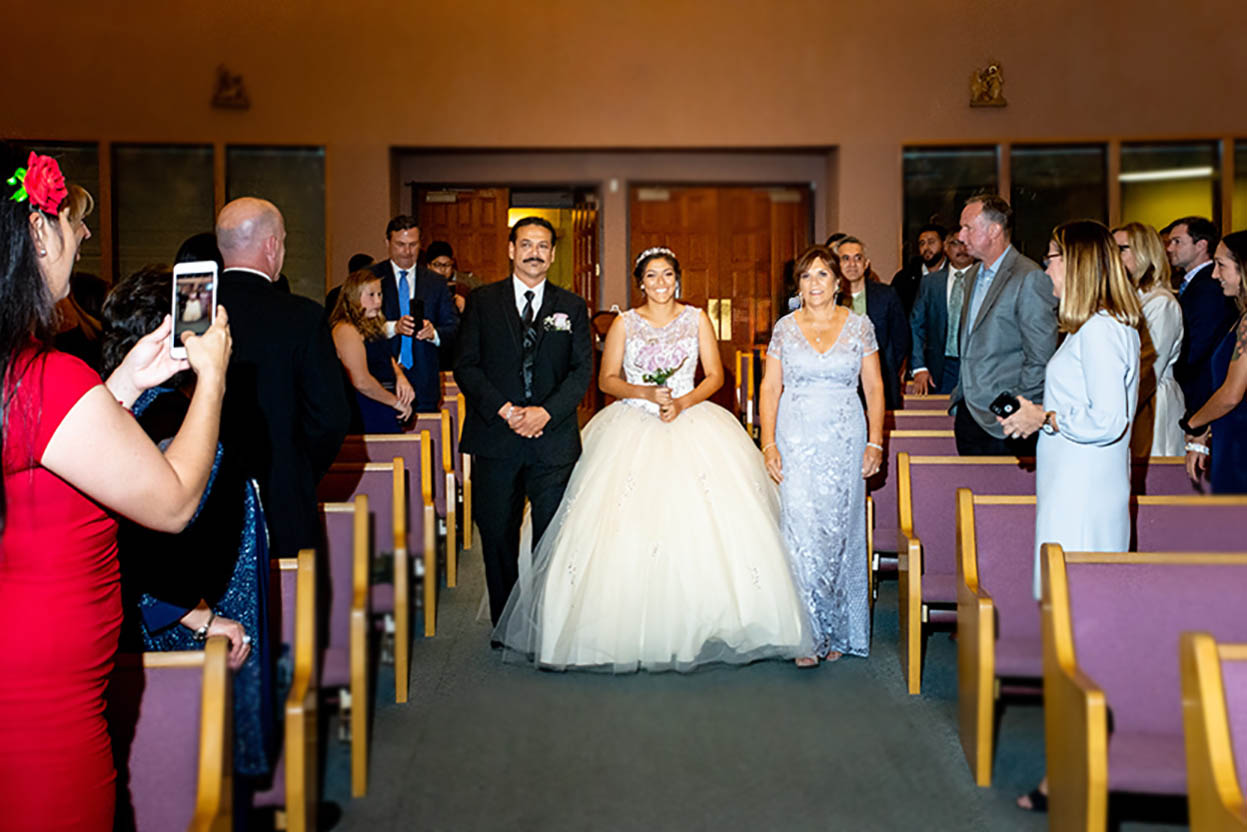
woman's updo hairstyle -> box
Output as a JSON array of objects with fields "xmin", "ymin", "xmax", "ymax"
[{"xmin": 633, "ymin": 246, "xmax": 682, "ymax": 297}]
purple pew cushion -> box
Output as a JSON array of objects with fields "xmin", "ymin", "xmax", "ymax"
[
  {"xmin": 408, "ymin": 417, "xmax": 448, "ymax": 516},
  {"xmin": 1107, "ymin": 732, "xmax": 1188, "ymax": 794},
  {"xmin": 1133, "ymin": 459, "xmax": 1200, "ymax": 495},
  {"xmin": 1224, "ymin": 658, "xmax": 1247, "ymax": 800},
  {"xmin": 108, "ymin": 660, "xmax": 203, "ymax": 832},
  {"xmin": 922, "ymin": 572, "xmax": 959, "ymax": 604},
  {"xmin": 996, "ymin": 637, "xmax": 1044, "ymax": 678},
  {"xmin": 323, "ymin": 510, "xmax": 357, "ymax": 656},
  {"xmin": 910, "ymin": 461, "xmax": 1034, "ymax": 579},
  {"xmin": 1068, "ymin": 563, "xmax": 1247, "ymax": 793},
  {"xmin": 371, "ymin": 583, "xmax": 394, "ymax": 614},
  {"xmin": 870, "ymin": 434, "xmax": 959, "ymax": 552},
  {"xmin": 1134, "ymin": 502, "xmax": 1246, "ymax": 551},
  {"xmin": 974, "ymin": 502, "xmax": 1040, "ymax": 649},
  {"xmin": 322, "ymin": 645, "xmax": 349, "ymax": 689}
]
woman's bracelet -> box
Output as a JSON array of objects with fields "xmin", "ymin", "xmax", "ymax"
[
  {"xmin": 866, "ymin": 441, "xmax": 884, "ymax": 452},
  {"xmin": 1185, "ymin": 442, "xmax": 1210, "ymax": 456},
  {"xmin": 761, "ymin": 442, "xmax": 777, "ymax": 453}
]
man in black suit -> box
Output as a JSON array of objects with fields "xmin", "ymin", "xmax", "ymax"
[
  {"xmin": 890, "ymin": 223, "xmax": 948, "ymax": 315},
  {"xmin": 835, "ymin": 236, "xmax": 911, "ymax": 410},
  {"xmin": 1168, "ymin": 216, "xmax": 1238, "ymax": 411},
  {"xmin": 214, "ymin": 197, "xmax": 351, "ymax": 558},
  {"xmin": 371, "ymin": 216, "xmax": 459, "ymax": 412},
  {"xmin": 454, "ymin": 216, "xmax": 592, "ymax": 627},
  {"xmin": 909, "ymin": 233, "xmax": 978, "ymax": 395}
]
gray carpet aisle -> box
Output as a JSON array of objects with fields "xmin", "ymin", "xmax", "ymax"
[{"xmin": 323, "ymin": 536, "xmax": 1185, "ymax": 832}]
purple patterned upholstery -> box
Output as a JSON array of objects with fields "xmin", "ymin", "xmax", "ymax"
[
  {"xmin": 1134, "ymin": 500, "xmax": 1245, "ymax": 551},
  {"xmin": 1067, "ymin": 562, "xmax": 1247, "ymax": 794},
  {"xmin": 908, "ymin": 459, "xmax": 1035, "ymax": 603},
  {"xmin": 318, "ymin": 466, "xmax": 401, "ymax": 616},
  {"xmin": 886, "ymin": 411, "xmax": 955, "ymax": 431},
  {"xmin": 321, "ymin": 507, "xmax": 357, "ymax": 688},
  {"xmin": 107, "ymin": 657, "xmax": 204, "ymax": 832},
  {"xmin": 1131, "ymin": 458, "xmax": 1201, "ymax": 495},
  {"xmin": 1224, "ymin": 658, "xmax": 1247, "ymax": 800},
  {"xmin": 870, "ymin": 433, "xmax": 958, "ymax": 554},
  {"xmin": 970, "ymin": 501, "xmax": 1041, "ymax": 677},
  {"xmin": 409, "ymin": 415, "xmax": 448, "ymax": 516}
]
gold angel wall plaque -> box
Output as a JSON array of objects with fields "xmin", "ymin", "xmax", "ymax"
[{"xmin": 970, "ymin": 63, "xmax": 1006, "ymax": 108}]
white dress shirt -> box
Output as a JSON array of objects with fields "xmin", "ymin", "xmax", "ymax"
[
  {"xmin": 1180, "ymin": 260, "xmax": 1213, "ymax": 294},
  {"xmin": 513, "ymin": 275, "xmax": 546, "ymax": 318},
  {"xmin": 383, "ymin": 260, "xmax": 440, "ymax": 345}
]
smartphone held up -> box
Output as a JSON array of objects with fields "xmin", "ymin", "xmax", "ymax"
[{"xmin": 171, "ymin": 261, "xmax": 219, "ymax": 358}]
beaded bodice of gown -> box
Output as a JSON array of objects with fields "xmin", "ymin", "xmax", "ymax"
[
  {"xmin": 775, "ymin": 310, "xmax": 876, "ymax": 394},
  {"xmin": 621, "ymin": 306, "xmax": 699, "ymax": 415}
]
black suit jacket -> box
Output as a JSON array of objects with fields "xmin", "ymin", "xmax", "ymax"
[
  {"xmin": 217, "ymin": 269, "xmax": 350, "ymax": 557},
  {"xmin": 908, "ymin": 267, "xmax": 950, "ymax": 388},
  {"xmin": 1176, "ymin": 262, "xmax": 1239, "ymax": 410},
  {"xmin": 889, "ymin": 260, "xmax": 924, "ymax": 315},
  {"xmin": 863, "ymin": 281, "xmax": 912, "ymax": 410},
  {"xmin": 454, "ymin": 279, "xmax": 592, "ymax": 464},
  {"xmin": 372, "ymin": 261, "xmax": 459, "ymax": 409}
]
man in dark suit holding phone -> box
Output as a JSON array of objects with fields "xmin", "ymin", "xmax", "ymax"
[
  {"xmin": 370, "ymin": 215, "xmax": 459, "ymax": 412},
  {"xmin": 454, "ymin": 216, "xmax": 592, "ymax": 628}
]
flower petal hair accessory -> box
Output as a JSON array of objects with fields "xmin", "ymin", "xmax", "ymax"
[
  {"xmin": 634, "ymin": 246, "xmax": 676, "ymax": 267},
  {"xmin": 7, "ymin": 152, "xmax": 68, "ymax": 215}
]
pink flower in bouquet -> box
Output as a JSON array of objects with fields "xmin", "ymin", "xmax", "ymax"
[{"xmin": 636, "ymin": 341, "xmax": 687, "ymax": 386}]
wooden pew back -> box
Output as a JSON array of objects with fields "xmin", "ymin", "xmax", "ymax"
[
  {"xmin": 108, "ymin": 639, "xmax": 232, "ymax": 832},
  {"xmin": 869, "ymin": 430, "xmax": 957, "ymax": 554},
  {"xmin": 1180, "ymin": 633, "xmax": 1247, "ymax": 830}
]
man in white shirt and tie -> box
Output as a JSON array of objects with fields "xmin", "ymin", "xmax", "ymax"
[
  {"xmin": 910, "ymin": 232, "xmax": 978, "ymax": 395},
  {"xmin": 370, "ymin": 215, "xmax": 459, "ymax": 412}
]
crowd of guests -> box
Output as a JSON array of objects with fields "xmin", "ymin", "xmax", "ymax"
[{"xmin": 3, "ymin": 132, "xmax": 1246, "ymax": 829}]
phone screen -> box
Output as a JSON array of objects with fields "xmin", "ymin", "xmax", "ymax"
[{"xmin": 173, "ymin": 271, "xmax": 216, "ymax": 341}]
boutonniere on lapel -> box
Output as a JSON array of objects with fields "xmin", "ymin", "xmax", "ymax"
[{"xmin": 543, "ymin": 312, "xmax": 572, "ymax": 332}]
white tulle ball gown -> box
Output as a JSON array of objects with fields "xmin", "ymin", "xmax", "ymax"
[{"xmin": 492, "ymin": 306, "xmax": 814, "ymax": 672}]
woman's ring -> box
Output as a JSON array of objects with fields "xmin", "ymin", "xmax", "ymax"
[{"xmin": 241, "ymin": 635, "xmax": 252, "ymax": 645}]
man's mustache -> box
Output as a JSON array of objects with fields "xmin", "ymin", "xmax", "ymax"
[{"xmin": 524, "ymin": 257, "xmax": 544, "ymax": 264}]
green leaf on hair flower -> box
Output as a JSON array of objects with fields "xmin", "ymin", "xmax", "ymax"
[{"xmin": 6, "ymin": 166, "xmax": 27, "ymax": 203}]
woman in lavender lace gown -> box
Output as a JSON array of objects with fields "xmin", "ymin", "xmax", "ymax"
[
  {"xmin": 493, "ymin": 247, "xmax": 812, "ymax": 671},
  {"xmin": 759, "ymin": 245, "xmax": 886, "ymax": 666}
]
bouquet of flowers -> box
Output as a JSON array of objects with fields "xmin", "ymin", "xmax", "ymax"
[{"xmin": 636, "ymin": 341, "xmax": 688, "ymax": 386}]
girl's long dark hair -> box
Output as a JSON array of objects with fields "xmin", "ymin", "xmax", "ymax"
[{"xmin": 0, "ymin": 142, "xmax": 60, "ymax": 533}]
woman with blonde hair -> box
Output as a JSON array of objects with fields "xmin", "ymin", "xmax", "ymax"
[
  {"xmin": 1002, "ymin": 220, "xmax": 1142, "ymax": 814},
  {"xmin": 1113, "ymin": 222, "xmax": 1185, "ymax": 456},
  {"xmin": 329, "ymin": 269, "xmax": 414, "ymax": 432}
]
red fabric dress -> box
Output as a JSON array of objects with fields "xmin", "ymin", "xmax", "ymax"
[{"xmin": 0, "ymin": 349, "xmax": 120, "ymax": 831}]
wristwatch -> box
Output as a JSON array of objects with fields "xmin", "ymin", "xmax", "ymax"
[
  {"xmin": 1040, "ymin": 411, "xmax": 1057, "ymax": 435},
  {"xmin": 191, "ymin": 610, "xmax": 216, "ymax": 643}
]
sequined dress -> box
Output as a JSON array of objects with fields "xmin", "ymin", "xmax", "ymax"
[
  {"xmin": 493, "ymin": 305, "xmax": 813, "ymax": 671},
  {"xmin": 769, "ymin": 311, "xmax": 877, "ymax": 658}
]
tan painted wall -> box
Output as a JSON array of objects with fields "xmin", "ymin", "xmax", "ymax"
[{"xmin": 5, "ymin": 0, "xmax": 1243, "ymax": 300}]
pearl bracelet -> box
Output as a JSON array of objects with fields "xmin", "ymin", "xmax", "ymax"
[
  {"xmin": 1185, "ymin": 442, "xmax": 1210, "ymax": 456},
  {"xmin": 866, "ymin": 442, "xmax": 884, "ymax": 451}
]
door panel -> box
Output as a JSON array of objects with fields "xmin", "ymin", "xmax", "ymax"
[{"xmin": 417, "ymin": 187, "xmax": 510, "ymax": 282}]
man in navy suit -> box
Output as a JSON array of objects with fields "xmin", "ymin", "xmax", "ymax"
[
  {"xmin": 1167, "ymin": 216, "xmax": 1238, "ymax": 411},
  {"xmin": 370, "ymin": 216, "xmax": 459, "ymax": 412},
  {"xmin": 835, "ymin": 236, "xmax": 911, "ymax": 410},
  {"xmin": 909, "ymin": 233, "xmax": 978, "ymax": 395}
]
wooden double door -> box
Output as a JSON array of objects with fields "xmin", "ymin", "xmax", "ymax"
[{"xmin": 629, "ymin": 185, "xmax": 811, "ymax": 372}]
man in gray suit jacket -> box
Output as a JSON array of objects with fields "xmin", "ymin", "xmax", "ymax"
[{"xmin": 950, "ymin": 195, "xmax": 1059, "ymax": 455}]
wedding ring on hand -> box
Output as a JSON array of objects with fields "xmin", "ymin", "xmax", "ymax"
[{"xmin": 241, "ymin": 635, "xmax": 252, "ymax": 645}]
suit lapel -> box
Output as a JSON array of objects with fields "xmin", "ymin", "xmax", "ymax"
[
  {"xmin": 970, "ymin": 249, "xmax": 1017, "ymax": 335},
  {"xmin": 498, "ymin": 281, "xmax": 523, "ymax": 351},
  {"xmin": 531, "ymin": 286, "xmax": 559, "ymax": 354},
  {"xmin": 957, "ymin": 262, "xmax": 982, "ymax": 354}
]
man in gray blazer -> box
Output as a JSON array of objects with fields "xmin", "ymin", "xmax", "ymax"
[{"xmin": 950, "ymin": 195, "xmax": 1058, "ymax": 455}]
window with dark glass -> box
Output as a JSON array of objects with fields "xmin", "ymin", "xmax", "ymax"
[
  {"xmin": 902, "ymin": 146, "xmax": 998, "ymax": 263},
  {"xmin": 1010, "ymin": 144, "xmax": 1108, "ymax": 261},
  {"xmin": 226, "ymin": 146, "xmax": 326, "ymax": 300},
  {"xmin": 112, "ymin": 144, "xmax": 214, "ymax": 283}
]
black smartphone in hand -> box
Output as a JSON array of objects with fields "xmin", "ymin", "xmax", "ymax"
[{"xmin": 989, "ymin": 392, "xmax": 1021, "ymax": 418}]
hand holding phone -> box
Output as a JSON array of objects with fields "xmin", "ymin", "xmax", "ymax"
[
  {"xmin": 171, "ymin": 261, "xmax": 219, "ymax": 358},
  {"xmin": 989, "ymin": 391, "xmax": 1021, "ymax": 418}
]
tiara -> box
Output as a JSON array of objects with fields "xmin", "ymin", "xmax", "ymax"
[
  {"xmin": 7, "ymin": 152, "xmax": 68, "ymax": 215},
  {"xmin": 634, "ymin": 246, "xmax": 676, "ymax": 267}
]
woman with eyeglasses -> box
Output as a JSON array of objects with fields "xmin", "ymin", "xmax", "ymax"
[{"xmin": 999, "ymin": 220, "xmax": 1142, "ymax": 813}]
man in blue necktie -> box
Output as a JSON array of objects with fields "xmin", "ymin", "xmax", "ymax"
[{"xmin": 370, "ymin": 215, "xmax": 459, "ymax": 413}]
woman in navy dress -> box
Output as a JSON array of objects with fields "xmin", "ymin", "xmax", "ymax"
[
  {"xmin": 329, "ymin": 269, "xmax": 414, "ymax": 433},
  {"xmin": 1182, "ymin": 231, "xmax": 1247, "ymax": 494},
  {"xmin": 759, "ymin": 244, "xmax": 886, "ymax": 666}
]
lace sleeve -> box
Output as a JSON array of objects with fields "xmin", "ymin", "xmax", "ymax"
[
  {"xmin": 767, "ymin": 316, "xmax": 785, "ymax": 359},
  {"xmin": 856, "ymin": 314, "xmax": 879, "ymax": 357}
]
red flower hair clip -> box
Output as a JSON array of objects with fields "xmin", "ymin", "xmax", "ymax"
[{"xmin": 7, "ymin": 152, "xmax": 68, "ymax": 215}]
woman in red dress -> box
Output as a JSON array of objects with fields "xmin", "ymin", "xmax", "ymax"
[{"xmin": 0, "ymin": 144, "xmax": 232, "ymax": 831}]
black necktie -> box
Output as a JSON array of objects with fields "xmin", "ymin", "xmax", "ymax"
[{"xmin": 521, "ymin": 290, "xmax": 537, "ymax": 402}]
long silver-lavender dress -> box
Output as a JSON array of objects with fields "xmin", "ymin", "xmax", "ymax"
[{"xmin": 770, "ymin": 311, "xmax": 877, "ymax": 658}]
